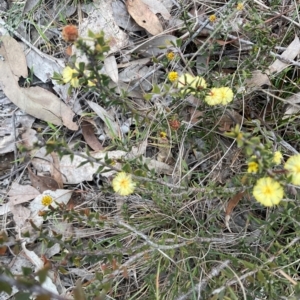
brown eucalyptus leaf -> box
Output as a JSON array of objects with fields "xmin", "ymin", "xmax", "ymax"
[
  {"xmin": 28, "ymin": 167, "xmax": 59, "ymax": 192},
  {"xmin": 225, "ymin": 191, "xmax": 245, "ymax": 232},
  {"xmin": 0, "ymin": 35, "xmax": 28, "ymax": 79},
  {"xmin": 21, "ymin": 86, "xmax": 78, "ymax": 131},
  {"xmin": 126, "ymin": 0, "xmax": 163, "ymax": 35},
  {"xmin": 81, "ymin": 120, "xmax": 104, "ymax": 151},
  {"xmin": 50, "ymin": 152, "xmax": 64, "ymax": 189},
  {"xmin": 0, "ymin": 36, "xmax": 78, "ymax": 131},
  {"xmin": 142, "ymin": 0, "xmax": 171, "ymax": 20}
]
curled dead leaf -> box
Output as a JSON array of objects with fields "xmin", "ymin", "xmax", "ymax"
[{"xmin": 225, "ymin": 191, "xmax": 245, "ymax": 232}]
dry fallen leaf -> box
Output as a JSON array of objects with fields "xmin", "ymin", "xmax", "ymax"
[
  {"xmin": 112, "ymin": 0, "xmax": 143, "ymax": 32},
  {"xmin": 81, "ymin": 119, "xmax": 104, "ymax": 151},
  {"xmin": 22, "ymin": 86, "xmax": 78, "ymax": 131},
  {"xmin": 104, "ymin": 55, "xmax": 118, "ymax": 83},
  {"xmin": 51, "ymin": 152, "xmax": 64, "ymax": 189},
  {"xmin": 0, "ymin": 36, "xmax": 78, "ymax": 131},
  {"xmin": 32, "ymin": 148, "xmax": 124, "ymax": 184},
  {"xmin": 28, "ymin": 167, "xmax": 59, "ymax": 192},
  {"xmin": 126, "ymin": 0, "xmax": 163, "ymax": 35},
  {"xmin": 20, "ymin": 42, "xmax": 69, "ymax": 102},
  {"xmin": 283, "ymin": 92, "xmax": 300, "ymax": 119},
  {"xmin": 157, "ymin": 136, "xmax": 173, "ymax": 163},
  {"xmin": 119, "ymin": 64, "xmax": 150, "ymax": 82},
  {"xmin": 9, "ymin": 204, "xmax": 31, "ymax": 229},
  {"xmin": 8, "ymin": 182, "xmax": 36, "ymax": 234},
  {"xmin": 269, "ymin": 35, "xmax": 300, "ymax": 74},
  {"xmin": 1, "ymin": 111, "xmax": 35, "ymax": 154},
  {"xmin": 7, "ymin": 182, "xmax": 40, "ymax": 205},
  {"xmin": 244, "ymin": 69, "xmax": 271, "ymax": 92},
  {"xmin": 225, "ymin": 191, "xmax": 245, "ymax": 232},
  {"xmin": 20, "ymin": 128, "xmax": 38, "ymax": 150},
  {"xmin": 142, "ymin": 0, "xmax": 171, "ymax": 20}
]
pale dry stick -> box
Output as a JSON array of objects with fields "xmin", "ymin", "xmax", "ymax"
[
  {"xmin": 175, "ymin": 260, "xmax": 231, "ymax": 300},
  {"xmin": 255, "ymin": 89, "xmax": 300, "ymax": 113},
  {"xmin": 114, "ymin": 220, "xmax": 237, "ymax": 289},
  {"xmin": 270, "ymin": 51, "xmax": 300, "ymax": 68},
  {"xmin": 177, "ymin": 50, "xmax": 194, "ymax": 74},
  {"xmin": 277, "ymin": 269, "xmax": 297, "ymax": 286},
  {"xmin": 181, "ymin": 18, "xmax": 209, "ymax": 50},
  {"xmin": 211, "ymin": 236, "xmax": 300, "ymax": 295}
]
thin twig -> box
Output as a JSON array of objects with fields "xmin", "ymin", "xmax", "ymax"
[{"xmin": 270, "ymin": 51, "xmax": 300, "ymax": 68}]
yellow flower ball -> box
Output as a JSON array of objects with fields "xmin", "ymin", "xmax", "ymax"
[
  {"xmin": 205, "ymin": 87, "xmax": 234, "ymax": 106},
  {"xmin": 62, "ymin": 66, "xmax": 79, "ymax": 88},
  {"xmin": 218, "ymin": 87, "xmax": 234, "ymax": 105},
  {"xmin": 112, "ymin": 172, "xmax": 136, "ymax": 196},
  {"xmin": 209, "ymin": 15, "xmax": 217, "ymax": 22},
  {"xmin": 273, "ymin": 151, "xmax": 283, "ymax": 165},
  {"xmin": 253, "ymin": 177, "xmax": 283, "ymax": 207},
  {"xmin": 166, "ymin": 52, "xmax": 175, "ymax": 61},
  {"xmin": 248, "ymin": 161, "xmax": 259, "ymax": 174},
  {"xmin": 168, "ymin": 71, "xmax": 179, "ymax": 82},
  {"xmin": 41, "ymin": 195, "xmax": 53, "ymax": 206},
  {"xmin": 204, "ymin": 88, "xmax": 223, "ymax": 106},
  {"xmin": 177, "ymin": 73, "xmax": 207, "ymax": 94},
  {"xmin": 160, "ymin": 131, "xmax": 167, "ymax": 138},
  {"xmin": 284, "ymin": 154, "xmax": 300, "ymax": 185},
  {"xmin": 236, "ymin": 3, "xmax": 244, "ymax": 10}
]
